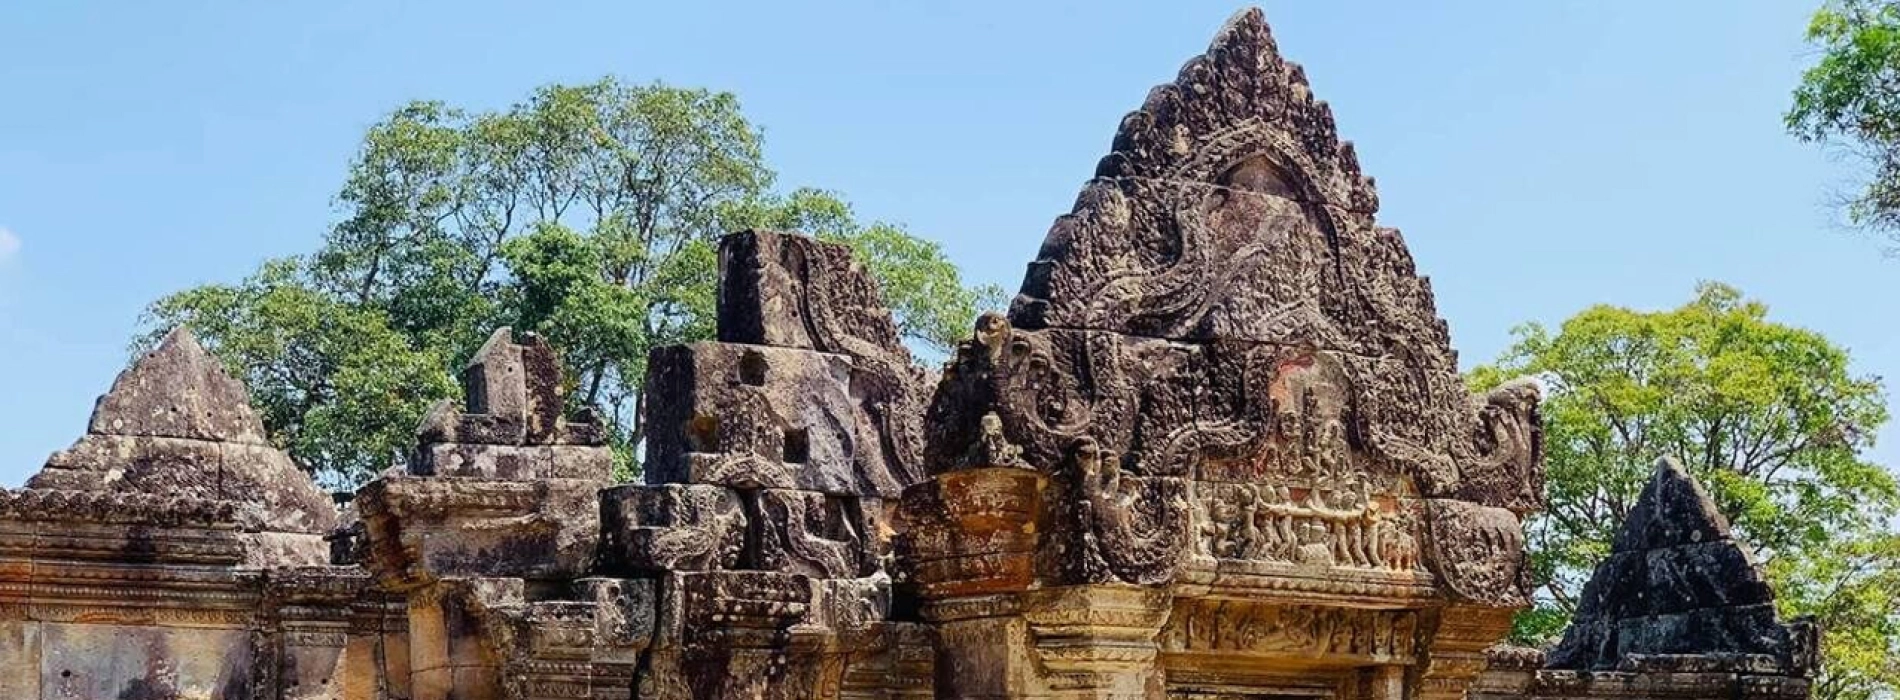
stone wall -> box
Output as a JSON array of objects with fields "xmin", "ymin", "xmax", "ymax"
[{"xmin": 0, "ymin": 7, "xmax": 1815, "ymax": 700}]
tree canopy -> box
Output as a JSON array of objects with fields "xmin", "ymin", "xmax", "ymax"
[
  {"xmin": 142, "ymin": 78, "xmax": 1001, "ymax": 486},
  {"xmin": 1471, "ymin": 282, "xmax": 1900, "ymax": 700},
  {"xmin": 1791, "ymin": 0, "xmax": 1900, "ymax": 239}
]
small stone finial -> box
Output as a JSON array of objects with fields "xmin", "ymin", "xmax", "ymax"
[
  {"xmin": 423, "ymin": 327, "xmax": 589, "ymax": 450},
  {"xmin": 409, "ymin": 327, "xmax": 611, "ymax": 481},
  {"xmin": 461, "ymin": 327, "xmax": 564, "ymax": 440},
  {"xmin": 86, "ymin": 326, "xmax": 270, "ymax": 444},
  {"xmin": 27, "ymin": 325, "xmax": 338, "ymax": 546},
  {"xmin": 1546, "ymin": 458, "xmax": 1800, "ymax": 672},
  {"xmin": 463, "ymin": 327, "xmax": 527, "ymax": 420}
]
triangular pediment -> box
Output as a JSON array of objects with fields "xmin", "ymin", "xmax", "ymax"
[{"xmin": 1009, "ymin": 10, "xmax": 1455, "ymax": 390}]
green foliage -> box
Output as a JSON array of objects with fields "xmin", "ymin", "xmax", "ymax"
[
  {"xmin": 1790, "ymin": 0, "xmax": 1900, "ymax": 236},
  {"xmin": 1474, "ymin": 282, "xmax": 1900, "ymax": 700},
  {"xmin": 1770, "ymin": 534, "xmax": 1900, "ymax": 700},
  {"xmin": 141, "ymin": 78, "xmax": 996, "ymax": 486}
]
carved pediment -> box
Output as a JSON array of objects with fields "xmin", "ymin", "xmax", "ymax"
[{"xmin": 919, "ymin": 8, "xmax": 1542, "ymax": 607}]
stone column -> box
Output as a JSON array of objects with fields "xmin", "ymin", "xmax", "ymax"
[
  {"xmin": 1416, "ymin": 606, "xmax": 1517, "ymax": 700},
  {"xmin": 1021, "ymin": 585, "xmax": 1172, "ymax": 700},
  {"xmin": 900, "ymin": 466, "xmax": 1046, "ymax": 700}
]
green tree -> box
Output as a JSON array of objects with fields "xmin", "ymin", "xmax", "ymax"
[
  {"xmin": 1790, "ymin": 0, "xmax": 1900, "ymax": 239},
  {"xmin": 1470, "ymin": 283, "xmax": 1900, "ymax": 700},
  {"xmin": 141, "ymin": 77, "xmax": 997, "ymax": 485}
]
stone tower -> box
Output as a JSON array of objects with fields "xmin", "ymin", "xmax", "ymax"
[{"xmin": 0, "ymin": 328, "xmax": 354, "ymax": 698}]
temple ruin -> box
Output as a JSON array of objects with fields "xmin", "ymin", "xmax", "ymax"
[
  {"xmin": 0, "ymin": 8, "xmax": 1816, "ymax": 700},
  {"xmin": 1470, "ymin": 459, "xmax": 1817, "ymax": 700}
]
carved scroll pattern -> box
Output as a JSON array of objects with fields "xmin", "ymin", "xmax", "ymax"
[{"xmin": 1162, "ymin": 601, "xmax": 1418, "ymax": 661}]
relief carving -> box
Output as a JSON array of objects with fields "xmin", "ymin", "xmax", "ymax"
[
  {"xmin": 1162, "ymin": 601, "xmax": 1418, "ymax": 661},
  {"xmin": 1193, "ymin": 481, "xmax": 1421, "ymax": 572},
  {"xmin": 1069, "ymin": 437, "xmax": 1189, "ymax": 585},
  {"xmin": 1423, "ymin": 499, "xmax": 1532, "ymax": 607}
]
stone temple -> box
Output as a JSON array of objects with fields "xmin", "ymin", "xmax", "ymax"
[{"xmin": 0, "ymin": 8, "xmax": 1816, "ymax": 700}]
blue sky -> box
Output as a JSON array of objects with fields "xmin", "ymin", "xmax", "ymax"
[{"xmin": 2, "ymin": 1, "xmax": 1895, "ymax": 486}]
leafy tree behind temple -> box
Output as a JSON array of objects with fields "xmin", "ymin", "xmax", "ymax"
[
  {"xmin": 141, "ymin": 78, "xmax": 1000, "ymax": 486},
  {"xmin": 1471, "ymin": 283, "xmax": 1900, "ymax": 700},
  {"xmin": 1791, "ymin": 0, "xmax": 1900, "ymax": 241}
]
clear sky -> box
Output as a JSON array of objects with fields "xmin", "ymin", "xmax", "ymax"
[{"xmin": 2, "ymin": 1, "xmax": 1895, "ymax": 487}]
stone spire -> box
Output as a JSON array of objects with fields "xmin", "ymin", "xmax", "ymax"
[
  {"xmin": 1090, "ymin": 7, "xmax": 1379, "ymax": 211},
  {"xmin": 993, "ymin": 7, "xmax": 1525, "ymax": 513},
  {"xmin": 27, "ymin": 326, "xmax": 337, "ymax": 558},
  {"xmin": 81, "ymin": 326, "xmax": 273, "ymax": 443},
  {"xmin": 1010, "ymin": 7, "xmax": 1423, "ymax": 351},
  {"xmin": 1546, "ymin": 458, "xmax": 1815, "ymax": 672}
]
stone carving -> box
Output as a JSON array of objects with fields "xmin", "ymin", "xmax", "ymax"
[
  {"xmin": 915, "ymin": 3, "xmax": 1538, "ymax": 594},
  {"xmin": 598, "ymin": 483, "xmax": 747, "ymax": 572},
  {"xmin": 902, "ymin": 8, "xmax": 1549, "ymax": 699},
  {"xmin": 1161, "ymin": 601, "xmax": 1418, "ymax": 661},
  {"xmin": 29, "ymin": 328, "xmax": 338, "ymax": 550},
  {"xmin": 1193, "ymin": 480, "xmax": 1421, "ymax": 571},
  {"xmin": 1424, "ymin": 499, "xmax": 1533, "ymax": 607}
]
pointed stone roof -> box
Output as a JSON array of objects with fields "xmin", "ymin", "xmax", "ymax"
[
  {"xmin": 1008, "ymin": 8, "xmax": 1456, "ymax": 377},
  {"xmin": 27, "ymin": 327, "xmax": 337, "ymax": 537},
  {"xmin": 86, "ymin": 326, "xmax": 270, "ymax": 444},
  {"xmin": 1546, "ymin": 458, "xmax": 1806, "ymax": 672},
  {"xmin": 1091, "ymin": 8, "xmax": 1379, "ymax": 213},
  {"xmin": 997, "ymin": 8, "xmax": 1512, "ymax": 512},
  {"xmin": 1611, "ymin": 456, "xmax": 1735, "ymax": 553}
]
